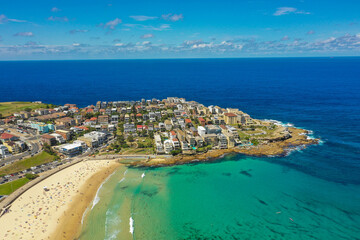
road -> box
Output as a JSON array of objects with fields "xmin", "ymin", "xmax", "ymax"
[{"xmin": 0, "ymin": 126, "xmax": 42, "ymax": 166}]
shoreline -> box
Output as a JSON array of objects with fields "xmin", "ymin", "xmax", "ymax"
[
  {"xmin": 0, "ymin": 159, "xmax": 121, "ymax": 240},
  {"xmin": 129, "ymin": 127, "xmax": 319, "ymax": 167},
  {"xmin": 50, "ymin": 161, "xmax": 121, "ymax": 240}
]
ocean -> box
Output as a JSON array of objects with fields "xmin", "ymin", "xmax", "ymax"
[{"xmin": 1, "ymin": 57, "xmax": 360, "ymax": 239}]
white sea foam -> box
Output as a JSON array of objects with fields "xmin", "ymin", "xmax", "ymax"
[
  {"xmin": 129, "ymin": 216, "xmax": 134, "ymax": 235},
  {"xmin": 141, "ymin": 172, "xmax": 145, "ymax": 178},
  {"xmin": 119, "ymin": 169, "xmax": 128, "ymax": 183},
  {"xmin": 91, "ymin": 171, "xmax": 116, "ymax": 210},
  {"xmin": 105, "ymin": 209, "xmax": 121, "ymax": 240},
  {"xmin": 81, "ymin": 206, "xmax": 89, "ymax": 225}
]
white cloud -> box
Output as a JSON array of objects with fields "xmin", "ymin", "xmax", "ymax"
[
  {"xmin": 141, "ymin": 34, "xmax": 154, "ymax": 39},
  {"xmin": 162, "ymin": 13, "xmax": 183, "ymax": 22},
  {"xmin": 14, "ymin": 32, "xmax": 34, "ymax": 37},
  {"xmin": 48, "ymin": 16, "xmax": 69, "ymax": 22},
  {"xmin": 273, "ymin": 7, "xmax": 310, "ymax": 16},
  {"xmin": 281, "ymin": 35, "xmax": 290, "ymax": 41},
  {"xmin": 103, "ymin": 18, "xmax": 122, "ymax": 30},
  {"xmin": 130, "ymin": 15, "xmax": 158, "ymax": 21},
  {"xmin": 51, "ymin": 7, "xmax": 61, "ymax": 12},
  {"xmin": 69, "ymin": 29, "xmax": 89, "ymax": 34},
  {"xmin": 0, "ymin": 14, "xmax": 27, "ymax": 24},
  {"xmin": 307, "ymin": 30, "xmax": 315, "ymax": 35}
]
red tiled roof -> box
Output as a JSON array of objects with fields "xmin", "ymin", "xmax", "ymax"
[
  {"xmin": 198, "ymin": 117, "xmax": 205, "ymax": 122},
  {"xmin": 41, "ymin": 134, "xmax": 55, "ymax": 139},
  {"xmin": 90, "ymin": 117, "xmax": 97, "ymax": 121},
  {"xmin": 185, "ymin": 119, "xmax": 192, "ymax": 123},
  {"xmin": 0, "ymin": 133, "xmax": 17, "ymax": 139},
  {"xmin": 170, "ymin": 130, "xmax": 176, "ymax": 135}
]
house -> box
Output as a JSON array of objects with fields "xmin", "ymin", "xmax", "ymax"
[
  {"xmin": 0, "ymin": 133, "xmax": 19, "ymax": 142},
  {"xmin": 0, "ymin": 145, "xmax": 11, "ymax": 158},
  {"xmin": 205, "ymin": 125, "xmax": 221, "ymax": 135},
  {"xmin": 190, "ymin": 127, "xmax": 198, "ymax": 136},
  {"xmin": 218, "ymin": 134, "xmax": 228, "ymax": 149},
  {"xmin": 164, "ymin": 120, "xmax": 172, "ymax": 131},
  {"xmin": 81, "ymin": 131, "xmax": 107, "ymax": 148},
  {"xmin": 172, "ymin": 138, "xmax": 180, "ymax": 149},
  {"xmin": 202, "ymin": 134, "xmax": 218, "ymax": 146},
  {"xmin": 3, "ymin": 141, "xmax": 25, "ymax": 154},
  {"xmin": 137, "ymin": 125, "xmax": 144, "ymax": 131},
  {"xmin": 50, "ymin": 133, "xmax": 66, "ymax": 144},
  {"xmin": 154, "ymin": 134, "xmax": 164, "ymax": 154},
  {"xmin": 198, "ymin": 117, "xmax": 206, "ymax": 126},
  {"xmin": 163, "ymin": 139, "xmax": 174, "ymax": 154},
  {"xmin": 55, "ymin": 117, "xmax": 76, "ymax": 128},
  {"xmin": 98, "ymin": 115, "xmax": 109, "ymax": 125},
  {"xmin": 186, "ymin": 134, "xmax": 196, "ymax": 146},
  {"xmin": 197, "ymin": 126, "xmax": 206, "ymax": 137},
  {"xmin": 124, "ymin": 124, "xmax": 136, "ymax": 133},
  {"xmin": 41, "ymin": 134, "xmax": 57, "ymax": 146},
  {"xmin": 195, "ymin": 136, "xmax": 204, "ymax": 147},
  {"xmin": 55, "ymin": 129, "xmax": 71, "ymax": 141},
  {"xmin": 224, "ymin": 113, "xmax": 238, "ymax": 125}
]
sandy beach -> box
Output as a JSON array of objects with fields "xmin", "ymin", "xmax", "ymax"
[{"xmin": 0, "ymin": 159, "xmax": 120, "ymax": 240}]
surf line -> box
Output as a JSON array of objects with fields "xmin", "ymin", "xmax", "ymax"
[
  {"xmin": 130, "ymin": 215, "xmax": 134, "ymax": 236},
  {"xmin": 119, "ymin": 169, "xmax": 128, "ymax": 183}
]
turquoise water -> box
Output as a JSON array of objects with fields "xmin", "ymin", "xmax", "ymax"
[{"xmin": 79, "ymin": 153, "xmax": 360, "ymax": 240}]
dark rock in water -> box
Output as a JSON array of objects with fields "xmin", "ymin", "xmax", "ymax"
[
  {"xmin": 258, "ymin": 199, "xmax": 268, "ymax": 206},
  {"xmin": 239, "ymin": 170, "xmax": 252, "ymax": 177},
  {"xmin": 141, "ymin": 189, "xmax": 158, "ymax": 197},
  {"xmin": 222, "ymin": 172, "xmax": 232, "ymax": 177}
]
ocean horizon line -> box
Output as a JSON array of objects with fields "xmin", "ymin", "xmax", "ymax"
[{"xmin": 1, "ymin": 55, "xmax": 360, "ymax": 62}]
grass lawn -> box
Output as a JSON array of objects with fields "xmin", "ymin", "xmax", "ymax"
[
  {"xmin": 0, "ymin": 101, "xmax": 47, "ymax": 118},
  {"xmin": 0, "ymin": 151, "xmax": 56, "ymax": 176},
  {"xmin": 120, "ymin": 148, "xmax": 154, "ymax": 155},
  {"xmin": 0, "ymin": 178, "xmax": 30, "ymax": 195}
]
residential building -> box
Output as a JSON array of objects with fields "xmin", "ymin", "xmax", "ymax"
[
  {"xmin": 224, "ymin": 113, "xmax": 238, "ymax": 125},
  {"xmin": 0, "ymin": 133, "xmax": 19, "ymax": 142},
  {"xmin": 98, "ymin": 115, "xmax": 109, "ymax": 125},
  {"xmin": 197, "ymin": 126, "xmax": 206, "ymax": 137},
  {"xmin": 41, "ymin": 134, "xmax": 57, "ymax": 146},
  {"xmin": 0, "ymin": 145, "xmax": 11, "ymax": 158},
  {"xmin": 55, "ymin": 129, "xmax": 71, "ymax": 141},
  {"xmin": 55, "ymin": 117, "xmax": 76, "ymax": 128}
]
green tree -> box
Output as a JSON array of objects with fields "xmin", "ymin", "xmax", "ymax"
[{"xmin": 25, "ymin": 173, "xmax": 39, "ymax": 180}]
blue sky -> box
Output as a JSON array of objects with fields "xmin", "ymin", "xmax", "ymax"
[{"xmin": 0, "ymin": 0, "xmax": 360, "ymax": 59}]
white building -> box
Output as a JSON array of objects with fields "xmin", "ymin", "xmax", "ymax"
[
  {"xmin": 197, "ymin": 126, "xmax": 206, "ymax": 137},
  {"xmin": 0, "ymin": 145, "xmax": 11, "ymax": 158},
  {"xmin": 163, "ymin": 139, "xmax": 174, "ymax": 154},
  {"xmin": 154, "ymin": 134, "xmax": 164, "ymax": 154},
  {"xmin": 50, "ymin": 133, "xmax": 65, "ymax": 144}
]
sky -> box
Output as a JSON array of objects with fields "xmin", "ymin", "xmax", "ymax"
[{"xmin": 0, "ymin": 0, "xmax": 360, "ymax": 60}]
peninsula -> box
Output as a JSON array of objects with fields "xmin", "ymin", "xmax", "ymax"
[{"xmin": 1, "ymin": 97, "xmax": 318, "ymax": 170}]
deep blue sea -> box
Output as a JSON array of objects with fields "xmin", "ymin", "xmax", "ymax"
[{"xmin": 1, "ymin": 58, "xmax": 360, "ymax": 239}]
